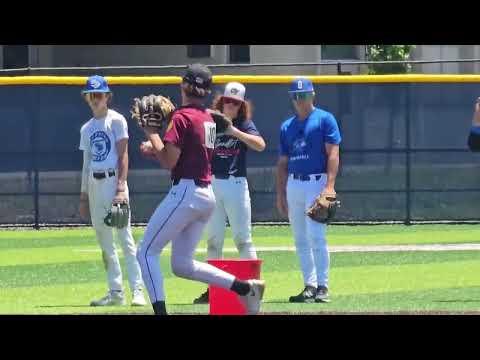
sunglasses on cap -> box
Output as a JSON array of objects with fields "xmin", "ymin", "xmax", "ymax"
[
  {"xmin": 223, "ymin": 97, "xmax": 242, "ymax": 106},
  {"xmin": 289, "ymin": 92, "xmax": 314, "ymax": 101}
]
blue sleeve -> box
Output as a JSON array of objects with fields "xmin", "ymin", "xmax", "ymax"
[
  {"xmin": 279, "ymin": 125, "xmax": 289, "ymax": 156},
  {"xmin": 323, "ymin": 113, "xmax": 341, "ymax": 145},
  {"xmin": 471, "ymin": 126, "xmax": 480, "ymax": 135},
  {"xmin": 242, "ymin": 120, "xmax": 261, "ymax": 136}
]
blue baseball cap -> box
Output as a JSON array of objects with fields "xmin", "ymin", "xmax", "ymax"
[
  {"xmin": 288, "ymin": 77, "xmax": 314, "ymax": 93},
  {"xmin": 82, "ymin": 75, "xmax": 111, "ymax": 94}
]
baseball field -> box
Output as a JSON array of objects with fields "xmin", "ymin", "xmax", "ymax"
[{"xmin": 2, "ymin": 224, "xmax": 480, "ymax": 315}]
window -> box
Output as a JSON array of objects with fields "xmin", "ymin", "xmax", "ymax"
[
  {"xmin": 321, "ymin": 45, "xmax": 358, "ymax": 60},
  {"xmin": 3, "ymin": 45, "xmax": 29, "ymax": 68},
  {"xmin": 187, "ymin": 45, "xmax": 211, "ymax": 58},
  {"xmin": 229, "ymin": 45, "xmax": 250, "ymax": 63}
]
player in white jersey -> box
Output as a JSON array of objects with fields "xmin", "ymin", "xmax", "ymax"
[{"xmin": 78, "ymin": 75, "xmax": 146, "ymax": 307}]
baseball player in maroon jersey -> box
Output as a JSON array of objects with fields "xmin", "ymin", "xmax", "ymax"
[{"xmin": 136, "ymin": 64, "xmax": 265, "ymax": 315}]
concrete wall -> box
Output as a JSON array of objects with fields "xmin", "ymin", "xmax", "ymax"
[{"xmin": 44, "ymin": 45, "xmax": 227, "ymax": 67}]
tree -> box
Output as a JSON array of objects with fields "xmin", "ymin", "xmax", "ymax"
[{"xmin": 366, "ymin": 45, "xmax": 415, "ymax": 74}]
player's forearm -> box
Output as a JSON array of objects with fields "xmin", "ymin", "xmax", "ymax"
[
  {"xmin": 276, "ymin": 161, "xmax": 288, "ymax": 196},
  {"xmin": 229, "ymin": 127, "xmax": 266, "ymax": 152},
  {"xmin": 147, "ymin": 132, "xmax": 174, "ymax": 169},
  {"xmin": 325, "ymin": 151, "xmax": 339, "ymax": 191},
  {"xmin": 80, "ymin": 151, "xmax": 90, "ymax": 198},
  {"xmin": 473, "ymin": 107, "xmax": 480, "ymax": 126},
  {"xmin": 116, "ymin": 152, "xmax": 128, "ymax": 192}
]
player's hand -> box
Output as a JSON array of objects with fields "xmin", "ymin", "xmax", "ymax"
[
  {"xmin": 140, "ymin": 141, "xmax": 158, "ymax": 161},
  {"xmin": 321, "ymin": 187, "xmax": 336, "ymax": 198},
  {"xmin": 79, "ymin": 199, "xmax": 90, "ymax": 221},
  {"xmin": 140, "ymin": 140, "xmax": 153, "ymax": 152},
  {"xmin": 276, "ymin": 194, "xmax": 289, "ymax": 218},
  {"xmin": 112, "ymin": 191, "xmax": 127, "ymax": 205},
  {"xmin": 473, "ymin": 97, "xmax": 480, "ymax": 126}
]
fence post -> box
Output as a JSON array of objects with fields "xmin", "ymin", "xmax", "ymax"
[
  {"xmin": 405, "ymin": 83, "xmax": 412, "ymax": 225},
  {"xmin": 28, "ymin": 79, "xmax": 40, "ymax": 230}
]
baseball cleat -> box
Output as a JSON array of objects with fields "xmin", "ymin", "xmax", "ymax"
[
  {"xmin": 289, "ymin": 286, "xmax": 317, "ymax": 303},
  {"xmin": 315, "ymin": 285, "xmax": 330, "ymax": 303},
  {"xmin": 131, "ymin": 289, "xmax": 147, "ymax": 306},
  {"xmin": 239, "ymin": 279, "xmax": 265, "ymax": 315},
  {"xmin": 193, "ymin": 289, "xmax": 209, "ymax": 304},
  {"xmin": 90, "ymin": 290, "xmax": 126, "ymax": 307}
]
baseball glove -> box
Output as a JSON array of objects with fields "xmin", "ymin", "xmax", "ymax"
[
  {"xmin": 130, "ymin": 94, "xmax": 176, "ymax": 132},
  {"xmin": 306, "ymin": 193, "xmax": 341, "ymax": 224},
  {"xmin": 207, "ymin": 109, "xmax": 233, "ymax": 133},
  {"xmin": 104, "ymin": 201, "xmax": 130, "ymax": 229}
]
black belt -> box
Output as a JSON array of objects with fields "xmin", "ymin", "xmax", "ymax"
[
  {"xmin": 214, "ymin": 174, "xmax": 244, "ymax": 179},
  {"xmin": 292, "ymin": 174, "xmax": 323, "ymax": 181},
  {"xmin": 172, "ymin": 178, "xmax": 210, "ymax": 188},
  {"xmin": 93, "ymin": 170, "xmax": 116, "ymax": 180}
]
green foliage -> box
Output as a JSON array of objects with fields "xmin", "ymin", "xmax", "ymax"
[{"xmin": 366, "ymin": 45, "xmax": 416, "ymax": 74}]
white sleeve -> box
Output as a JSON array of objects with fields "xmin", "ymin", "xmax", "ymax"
[
  {"xmin": 113, "ymin": 116, "xmax": 129, "ymax": 141},
  {"xmin": 81, "ymin": 150, "xmax": 91, "ymax": 194},
  {"xmin": 79, "ymin": 127, "xmax": 88, "ymax": 151}
]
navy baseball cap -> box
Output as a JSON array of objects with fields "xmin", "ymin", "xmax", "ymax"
[
  {"xmin": 182, "ymin": 63, "xmax": 212, "ymax": 90},
  {"xmin": 288, "ymin": 77, "xmax": 314, "ymax": 93},
  {"xmin": 82, "ymin": 75, "xmax": 111, "ymax": 93}
]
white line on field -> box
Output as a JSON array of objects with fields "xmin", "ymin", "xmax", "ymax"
[{"xmin": 73, "ymin": 243, "xmax": 480, "ymax": 253}]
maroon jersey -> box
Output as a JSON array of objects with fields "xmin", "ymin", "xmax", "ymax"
[{"xmin": 163, "ymin": 105, "xmax": 216, "ymax": 183}]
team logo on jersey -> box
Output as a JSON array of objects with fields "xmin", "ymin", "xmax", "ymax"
[
  {"xmin": 90, "ymin": 131, "xmax": 111, "ymax": 162},
  {"xmin": 214, "ymin": 136, "xmax": 240, "ymax": 158},
  {"xmin": 292, "ymin": 137, "xmax": 307, "ymax": 153},
  {"xmin": 290, "ymin": 137, "xmax": 309, "ymax": 161}
]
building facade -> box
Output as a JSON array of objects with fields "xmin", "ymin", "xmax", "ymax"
[{"xmin": 1, "ymin": 45, "xmax": 480, "ymax": 74}]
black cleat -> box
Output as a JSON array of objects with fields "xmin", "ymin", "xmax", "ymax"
[
  {"xmin": 289, "ymin": 286, "xmax": 317, "ymax": 303},
  {"xmin": 315, "ymin": 285, "xmax": 330, "ymax": 303},
  {"xmin": 193, "ymin": 289, "xmax": 209, "ymax": 304}
]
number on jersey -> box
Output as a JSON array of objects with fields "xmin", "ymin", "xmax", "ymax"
[{"xmin": 204, "ymin": 122, "xmax": 216, "ymax": 149}]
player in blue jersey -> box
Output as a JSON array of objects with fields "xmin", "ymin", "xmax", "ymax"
[{"xmin": 276, "ymin": 77, "xmax": 341, "ymax": 303}]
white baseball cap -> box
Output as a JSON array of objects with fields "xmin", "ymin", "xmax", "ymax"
[{"xmin": 223, "ymin": 82, "xmax": 246, "ymax": 102}]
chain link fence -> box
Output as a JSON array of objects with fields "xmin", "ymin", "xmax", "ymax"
[{"xmin": 1, "ymin": 61, "xmax": 479, "ymax": 228}]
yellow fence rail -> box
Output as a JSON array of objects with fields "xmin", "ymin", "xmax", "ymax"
[{"xmin": 2, "ymin": 74, "xmax": 480, "ymax": 85}]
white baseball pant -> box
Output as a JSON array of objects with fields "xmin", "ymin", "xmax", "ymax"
[
  {"xmin": 205, "ymin": 176, "xmax": 257, "ymax": 260},
  {"xmin": 286, "ymin": 174, "xmax": 329, "ymax": 288},
  {"xmin": 88, "ymin": 169, "xmax": 143, "ymax": 293},
  {"xmin": 137, "ymin": 179, "xmax": 237, "ymax": 304}
]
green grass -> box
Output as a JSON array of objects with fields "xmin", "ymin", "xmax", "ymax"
[{"xmin": 1, "ymin": 225, "xmax": 480, "ymax": 314}]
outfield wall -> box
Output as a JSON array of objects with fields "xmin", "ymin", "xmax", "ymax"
[{"xmin": 1, "ymin": 75, "xmax": 479, "ymax": 225}]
